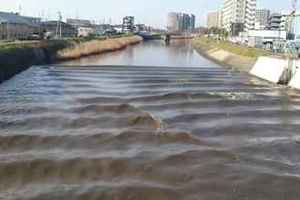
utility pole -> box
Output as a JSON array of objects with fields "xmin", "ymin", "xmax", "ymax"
[
  {"xmin": 6, "ymin": 22, "xmax": 10, "ymax": 40},
  {"xmin": 288, "ymin": 0, "xmax": 298, "ymax": 37},
  {"xmin": 284, "ymin": 0, "xmax": 299, "ymax": 84},
  {"xmin": 56, "ymin": 11, "xmax": 62, "ymax": 39}
]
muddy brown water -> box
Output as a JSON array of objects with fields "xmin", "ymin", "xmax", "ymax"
[{"xmin": 1, "ymin": 40, "xmax": 300, "ymax": 200}]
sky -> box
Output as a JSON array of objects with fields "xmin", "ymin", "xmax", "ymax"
[{"xmin": 0, "ymin": 0, "xmax": 291, "ymax": 28}]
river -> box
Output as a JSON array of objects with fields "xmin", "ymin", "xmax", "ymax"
[{"xmin": 1, "ymin": 40, "xmax": 300, "ymax": 200}]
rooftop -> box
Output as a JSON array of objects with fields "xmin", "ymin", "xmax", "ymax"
[{"xmin": 0, "ymin": 11, "xmax": 40, "ymax": 26}]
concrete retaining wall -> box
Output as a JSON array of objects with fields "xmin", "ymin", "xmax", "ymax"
[
  {"xmin": 250, "ymin": 57, "xmax": 288, "ymax": 84},
  {"xmin": 0, "ymin": 36, "xmax": 143, "ymax": 84},
  {"xmin": 288, "ymin": 60, "xmax": 300, "ymax": 89},
  {"xmin": 192, "ymin": 41, "xmax": 257, "ymax": 73},
  {"xmin": 193, "ymin": 38, "xmax": 300, "ymax": 90},
  {"xmin": 0, "ymin": 48, "xmax": 49, "ymax": 83},
  {"xmin": 250, "ymin": 57, "xmax": 300, "ymax": 90}
]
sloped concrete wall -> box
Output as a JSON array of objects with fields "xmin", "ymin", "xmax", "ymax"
[
  {"xmin": 250, "ymin": 57, "xmax": 288, "ymax": 84},
  {"xmin": 0, "ymin": 48, "xmax": 48, "ymax": 84},
  {"xmin": 289, "ymin": 71, "xmax": 300, "ymax": 89},
  {"xmin": 288, "ymin": 60, "xmax": 300, "ymax": 89}
]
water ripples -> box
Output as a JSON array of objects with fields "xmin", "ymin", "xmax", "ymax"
[{"xmin": 1, "ymin": 65, "xmax": 300, "ymax": 199}]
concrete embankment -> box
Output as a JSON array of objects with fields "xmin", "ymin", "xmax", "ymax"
[
  {"xmin": 192, "ymin": 36, "xmax": 300, "ymax": 90},
  {"xmin": 192, "ymin": 36, "xmax": 271, "ymax": 73},
  {"xmin": 0, "ymin": 35, "xmax": 143, "ymax": 83}
]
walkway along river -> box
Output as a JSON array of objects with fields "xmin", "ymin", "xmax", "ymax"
[{"xmin": 1, "ymin": 40, "xmax": 300, "ymax": 200}]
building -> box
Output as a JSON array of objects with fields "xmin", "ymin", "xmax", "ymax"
[
  {"xmin": 135, "ymin": 24, "xmax": 148, "ymax": 32},
  {"xmin": 207, "ymin": 11, "xmax": 222, "ymax": 28},
  {"xmin": 0, "ymin": 11, "xmax": 41, "ymax": 40},
  {"xmin": 293, "ymin": 15, "xmax": 300, "ymax": 40},
  {"xmin": 122, "ymin": 16, "xmax": 135, "ymax": 33},
  {"xmin": 247, "ymin": 30, "xmax": 287, "ymax": 47},
  {"xmin": 167, "ymin": 12, "xmax": 196, "ymax": 33},
  {"xmin": 255, "ymin": 9, "xmax": 270, "ymax": 30},
  {"xmin": 94, "ymin": 24, "xmax": 115, "ymax": 35},
  {"xmin": 66, "ymin": 19, "xmax": 92, "ymax": 28},
  {"xmin": 231, "ymin": 23, "xmax": 245, "ymax": 36},
  {"xmin": 267, "ymin": 13, "xmax": 287, "ymax": 31},
  {"xmin": 42, "ymin": 21, "xmax": 77, "ymax": 38},
  {"xmin": 77, "ymin": 26, "xmax": 95, "ymax": 37},
  {"xmin": 190, "ymin": 14, "xmax": 196, "ymax": 31},
  {"xmin": 222, "ymin": 0, "xmax": 257, "ymax": 35},
  {"xmin": 113, "ymin": 24, "xmax": 123, "ymax": 33},
  {"xmin": 181, "ymin": 13, "xmax": 191, "ymax": 31},
  {"xmin": 67, "ymin": 18, "xmax": 95, "ymax": 37},
  {"xmin": 167, "ymin": 12, "xmax": 179, "ymax": 32}
]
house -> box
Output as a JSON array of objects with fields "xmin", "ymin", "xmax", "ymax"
[{"xmin": 0, "ymin": 11, "xmax": 41, "ymax": 40}]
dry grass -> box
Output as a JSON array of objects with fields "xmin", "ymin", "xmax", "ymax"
[
  {"xmin": 57, "ymin": 36, "xmax": 143, "ymax": 60},
  {"xmin": 193, "ymin": 36, "xmax": 272, "ymax": 58}
]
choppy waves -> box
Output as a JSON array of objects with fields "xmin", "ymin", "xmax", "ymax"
[{"xmin": 1, "ymin": 66, "xmax": 300, "ymax": 199}]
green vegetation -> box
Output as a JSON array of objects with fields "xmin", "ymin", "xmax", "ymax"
[
  {"xmin": 207, "ymin": 27, "xmax": 229, "ymax": 39},
  {"xmin": 193, "ymin": 36, "xmax": 272, "ymax": 58},
  {"xmin": 0, "ymin": 41, "xmax": 39, "ymax": 54},
  {"xmin": 0, "ymin": 33, "xmax": 136, "ymax": 54}
]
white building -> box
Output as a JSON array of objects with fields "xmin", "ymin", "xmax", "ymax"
[
  {"xmin": 77, "ymin": 27, "xmax": 95, "ymax": 37},
  {"xmin": 66, "ymin": 18, "xmax": 95, "ymax": 37},
  {"xmin": 247, "ymin": 30, "xmax": 287, "ymax": 49},
  {"xmin": 222, "ymin": 0, "xmax": 257, "ymax": 34},
  {"xmin": 268, "ymin": 13, "xmax": 287, "ymax": 31},
  {"xmin": 167, "ymin": 12, "xmax": 196, "ymax": 33},
  {"xmin": 207, "ymin": 11, "xmax": 222, "ymax": 29},
  {"xmin": 294, "ymin": 15, "xmax": 300, "ymax": 40},
  {"xmin": 255, "ymin": 9, "xmax": 270, "ymax": 30}
]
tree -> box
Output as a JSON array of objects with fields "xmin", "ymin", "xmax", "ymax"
[{"xmin": 208, "ymin": 27, "xmax": 228, "ymax": 39}]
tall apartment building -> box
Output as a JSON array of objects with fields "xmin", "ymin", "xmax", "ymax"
[
  {"xmin": 207, "ymin": 11, "xmax": 222, "ymax": 28},
  {"xmin": 190, "ymin": 14, "xmax": 196, "ymax": 31},
  {"xmin": 255, "ymin": 9, "xmax": 270, "ymax": 29},
  {"xmin": 222, "ymin": 0, "xmax": 256, "ymax": 35},
  {"xmin": 167, "ymin": 12, "xmax": 195, "ymax": 33}
]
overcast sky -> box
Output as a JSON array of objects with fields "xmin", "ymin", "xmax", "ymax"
[{"xmin": 1, "ymin": 0, "xmax": 291, "ymax": 28}]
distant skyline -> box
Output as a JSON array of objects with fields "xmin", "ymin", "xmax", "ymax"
[{"xmin": 1, "ymin": 0, "xmax": 291, "ymax": 28}]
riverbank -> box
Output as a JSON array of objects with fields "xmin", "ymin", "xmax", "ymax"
[
  {"xmin": 192, "ymin": 36, "xmax": 272, "ymax": 72},
  {"xmin": 0, "ymin": 35, "xmax": 143, "ymax": 83},
  {"xmin": 171, "ymin": 35, "xmax": 194, "ymax": 39},
  {"xmin": 57, "ymin": 36, "xmax": 142, "ymax": 60}
]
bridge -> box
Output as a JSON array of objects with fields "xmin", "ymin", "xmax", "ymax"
[{"xmin": 137, "ymin": 32, "xmax": 194, "ymax": 43}]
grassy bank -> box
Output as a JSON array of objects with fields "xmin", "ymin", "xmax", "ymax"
[
  {"xmin": 192, "ymin": 36, "xmax": 273, "ymax": 72},
  {"xmin": 0, "ymin": 33, "xmax": 134, "ymax": 54},
  {"xmin": 0, "ymin": 34, "xmax": 142, "ymax": 83},
  {"xmin": 193, "ymin": 36, "xmax": 271, "ymax": 58},
  {"xmin": 57, "ymin": 35, "xmax": 142, "ymax": 60}
]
